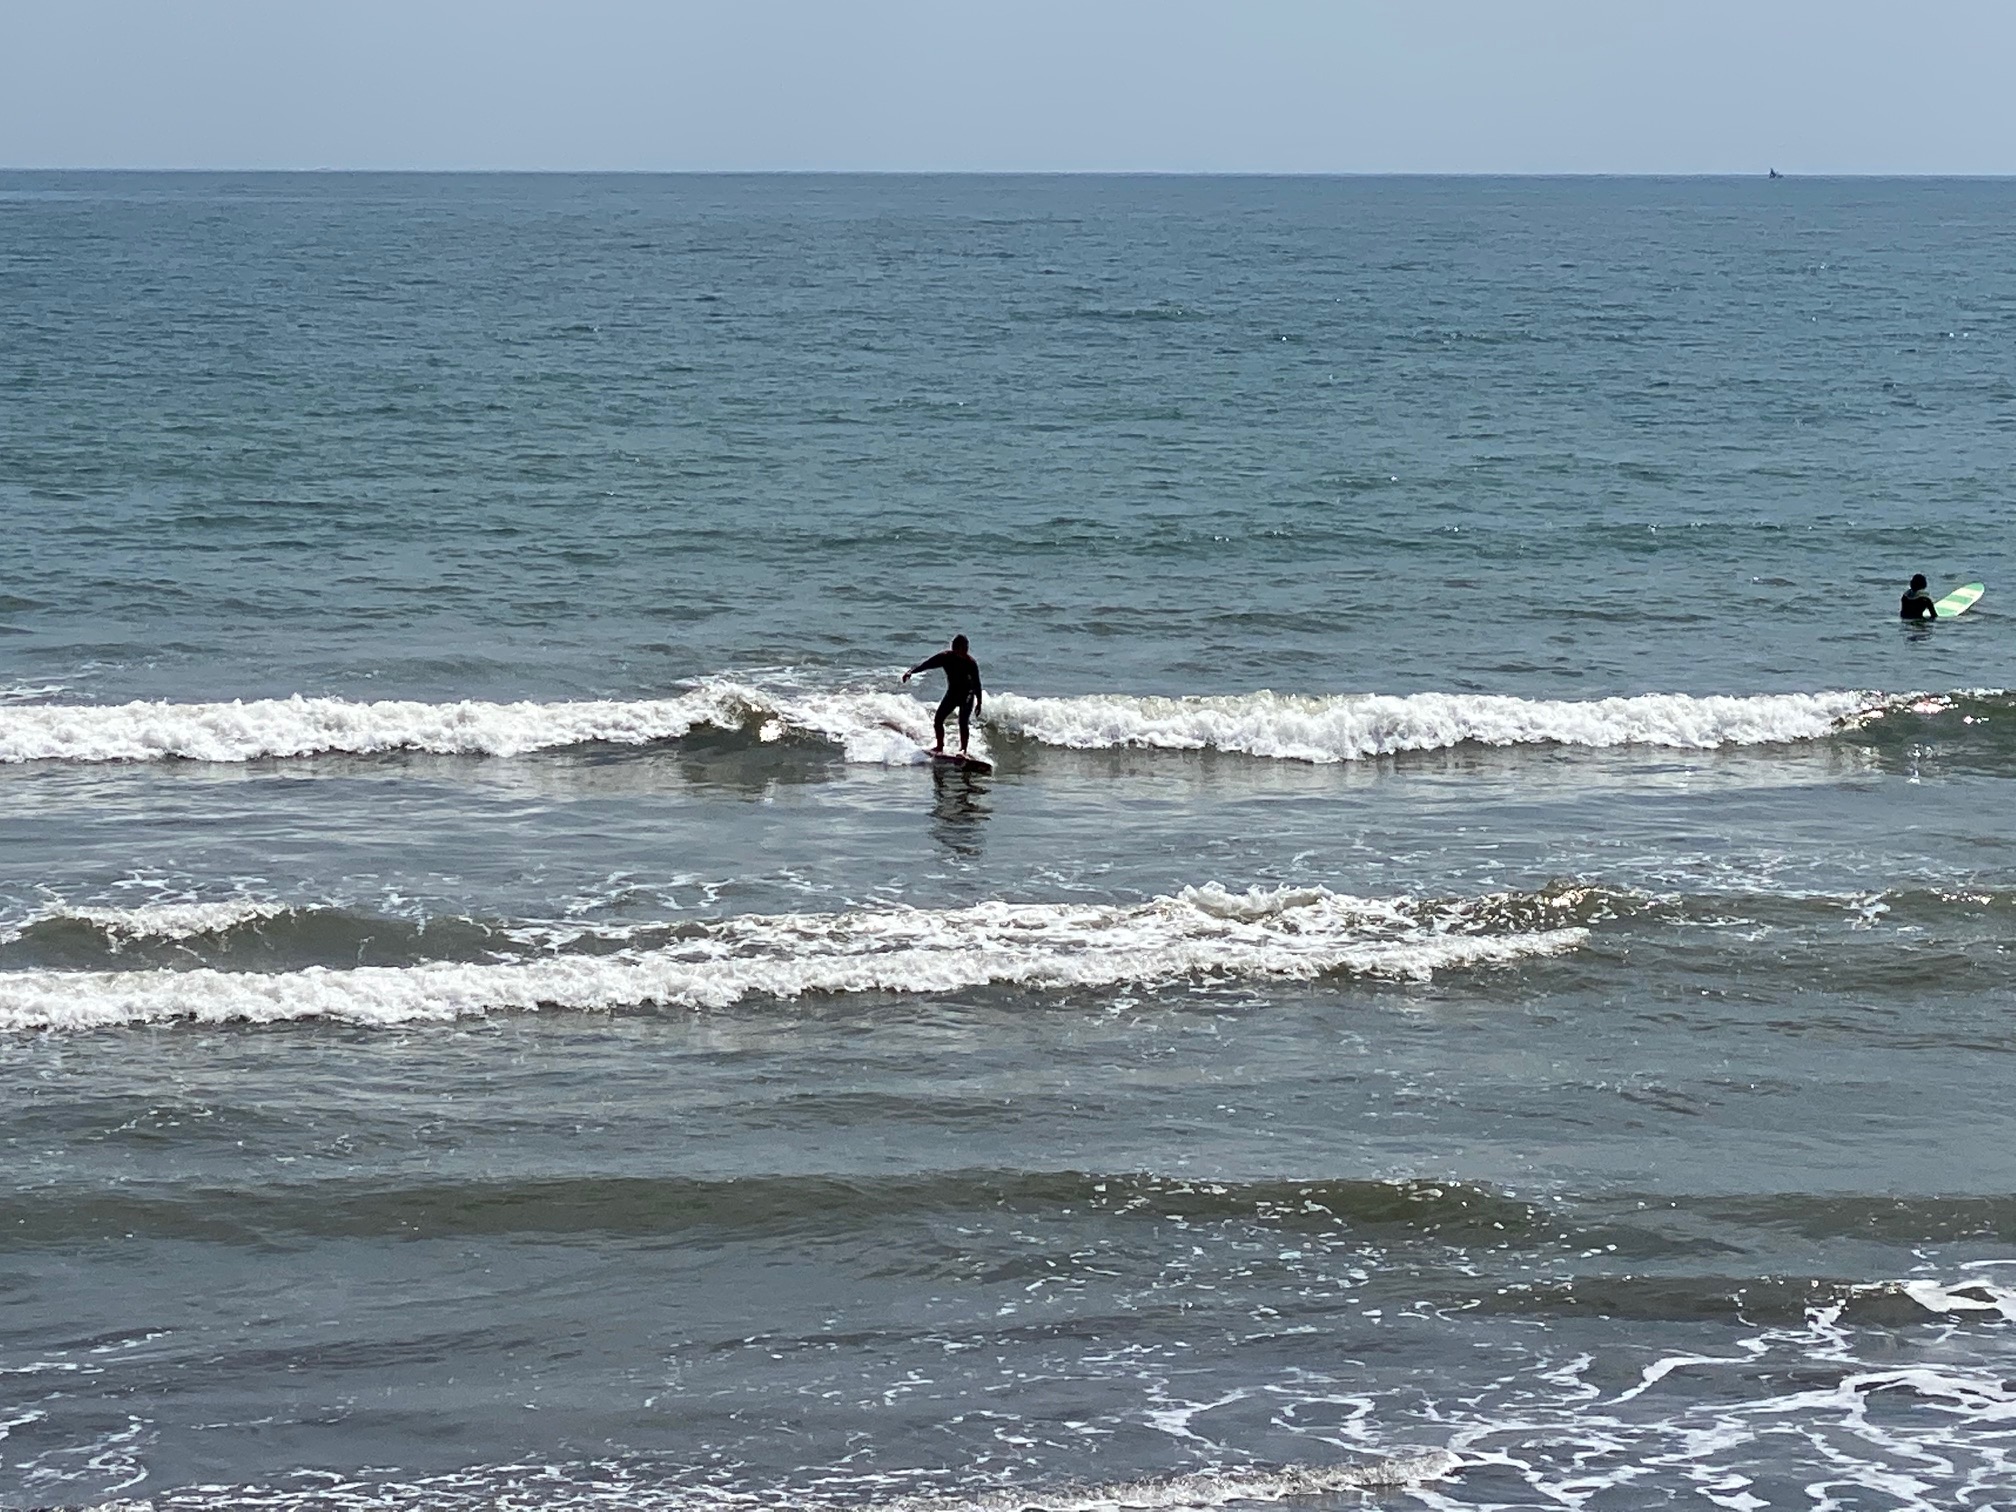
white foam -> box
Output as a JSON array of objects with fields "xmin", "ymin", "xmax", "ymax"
[
  {"xmin": 7, "ymin": 898, "xmax": 292, "ymax": 943},
  {"xmin": 1417, "ymin": 1273, "xmax": 2016, "ymax": 1510},
  {"xmin": 72, "ymin": 1451, "xmax": 1460, "ymax": 1512},
  {"xmin": 0, "ymin": 682, "xmax": 958, "ymax": 766},
  {"xmin": 987, "ymin": 688, "xmax": 1887, "ymax": 763},
  {"xmin": 874, "ymin": 1450, "xmax": 1460, "ymax": 1510},
  {"xmin": 0, "ymin": 884, "xmax": 1586, "ymax": 1034},
  {"xmin": 0, "ymin": 680, "xmax": 1902, "ymax": 767},
  {"xmin": 1896, "ymin": 1278, "xmax": 2016, "ymax": 1322}
]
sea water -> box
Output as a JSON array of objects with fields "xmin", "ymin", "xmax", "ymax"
[{"xmin": 3, "ymin": 173, "xmax": 2016, "ymax": 1509}]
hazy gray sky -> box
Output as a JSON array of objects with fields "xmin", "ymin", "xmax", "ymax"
[{"xmin": 6, "ymin": 0, "xmax": 2014, "ymax": 174}]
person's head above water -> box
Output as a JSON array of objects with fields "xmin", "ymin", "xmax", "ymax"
[
  {"xmin": 952, "ymin": 634, "xmax": 969, "ymax": 653},
  {"xmin": 1911, "ymin": 574, "xmax": 1929, "ymax": 592}
]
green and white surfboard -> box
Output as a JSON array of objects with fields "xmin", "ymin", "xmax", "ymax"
[{"xmin": 1932, "ymin": 582, "xmax": 1985, "ymax": 617}]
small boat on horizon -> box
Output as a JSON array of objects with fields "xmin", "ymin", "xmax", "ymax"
[{"xmin": 1768, "ymin": 167, "xmax": 1783, "ymax": 179}]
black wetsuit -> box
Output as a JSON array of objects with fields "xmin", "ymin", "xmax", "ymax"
[
  {"xmin": 1901, "ymin": 590, "xmax": 1938, "ymax": 621},
  {"xmin": 909, "ymin": 650, "xmax": 983, "ymax": 751}
]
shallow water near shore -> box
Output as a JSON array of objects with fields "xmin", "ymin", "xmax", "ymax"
[{"xmin": 4, "ymin": 173, "xmax": 2016, "ymax": 1510}]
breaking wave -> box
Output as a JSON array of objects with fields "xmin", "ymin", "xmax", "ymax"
[
  {"xmin": 0, "ymin": 897, "xmax": 291, "ymax": 945},
  {"xmin": 987, "ymin": 686, "xmax": 1891, "ymax": 762},
  {"xmin": 0, "ymin": 681, "xmax": 1922, "ymax": 767},
  {"xmin": 0, "ymin": 682, "xmax": 941, "ymax": 766},
  {"xmin": 0, "ymin": 883, "xmax": 1589, "ymax": 1033}
]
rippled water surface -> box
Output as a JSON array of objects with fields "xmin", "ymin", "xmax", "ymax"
[{"xmin": 3, "ymin": 174, "xmax": 2016, "ymax": 1511}]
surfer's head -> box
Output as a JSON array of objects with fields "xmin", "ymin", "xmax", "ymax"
[
  {"xmin": 952, "ymin": 634, "xmax": 969, "ymax": 653},
  {"xmin": 1910, "ymin": 574, "xmax": 1928, "ymax": 591}
]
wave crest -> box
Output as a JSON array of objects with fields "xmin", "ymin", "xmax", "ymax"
[
  {"xmin": 0, "ymin": 883, "xmax": 1589, "ymax": 1034},
  {"xmin": 0, "ymin": 682, "xmax": 939, "ymax": 766},
  {"xmin": 2, "ymin": 898, "xmax": 291, "ymax": 945},
  {"xmin": 988, "ymin": 687, "xmax": 1885, "ymax": 763},
  {"xmin": 0, "ymin": 682, "xmax": 1907, "ymax": 767}
]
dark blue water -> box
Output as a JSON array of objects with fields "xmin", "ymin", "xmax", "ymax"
[{"xmin": 3, "ymin": 174, "xmax": 2015, "ymax": 1511}]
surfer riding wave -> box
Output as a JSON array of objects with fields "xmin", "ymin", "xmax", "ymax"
[{"xmin": 903, "ymin": 635, "xmax": 984, "ymax": 755}]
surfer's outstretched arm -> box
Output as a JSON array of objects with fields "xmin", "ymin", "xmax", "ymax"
[{"xmin": 903, "ymin": 651, "xmax": 951, "ymax": 683}]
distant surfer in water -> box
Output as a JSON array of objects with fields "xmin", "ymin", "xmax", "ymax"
[
  {"xmin": 1900, "ymin": 574, "xmax": 1938, "ymax": 621},
  {"xmin": 903, "ymin": 635, "xmax": 984, "ymax": 755}
]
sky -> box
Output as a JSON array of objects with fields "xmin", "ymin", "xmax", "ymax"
[{"xmin": 4, "ymin": 0, "xmax": 2015, "ymax": 174}]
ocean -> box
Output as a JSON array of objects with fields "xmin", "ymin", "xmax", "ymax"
[{"xmin": 3, "ymin": 172, "xmax": 2015, "ymax": 1510}]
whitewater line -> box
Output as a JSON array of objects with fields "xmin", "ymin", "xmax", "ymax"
[
  {"xmin": 0, "ymin": 683, "xmax": 1900, "ymax": 767},
  {"xmin": 0, "ymin": 884, "xmax": 1587, "ymax": 1033}
]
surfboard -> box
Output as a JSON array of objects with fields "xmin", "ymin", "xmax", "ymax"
[
  {"xmin": 1933, "ymin": 582, "xmax": 1985, "ymax": 617},
  {"xmin": 880, "ymin": 718, "xmax": 994, "ymax": 774}
]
